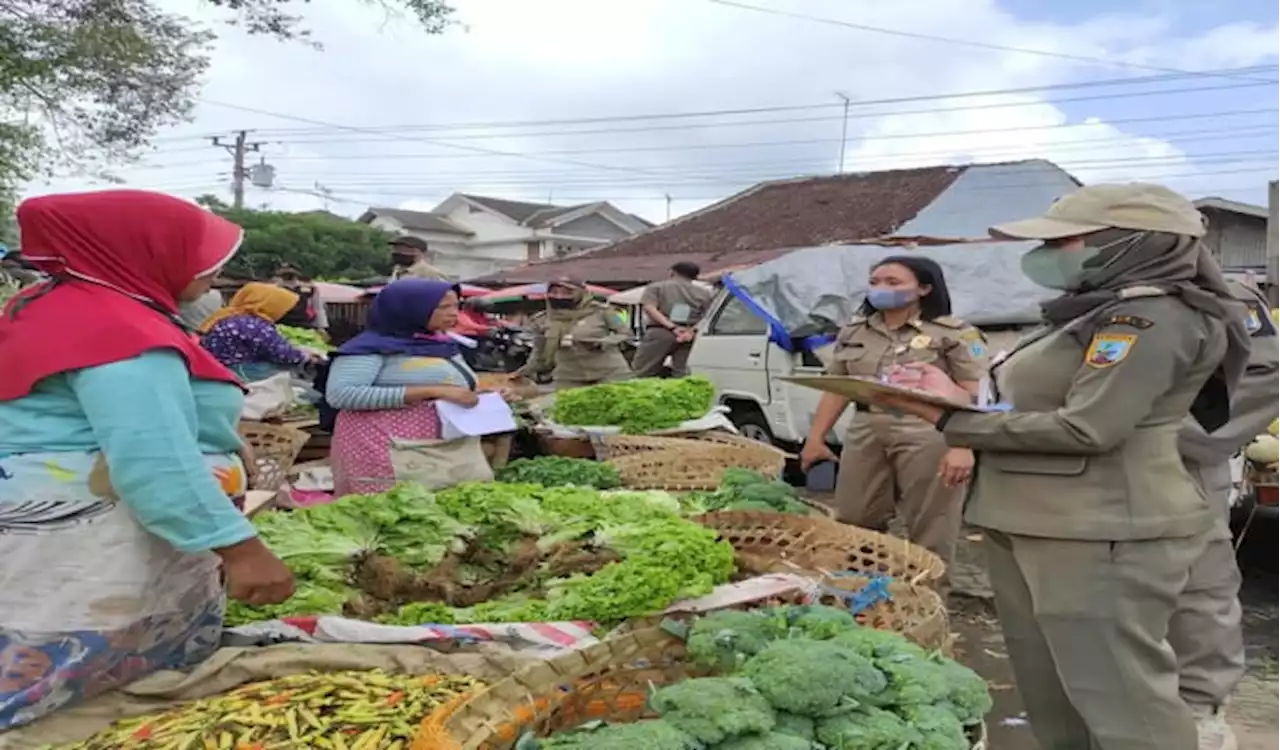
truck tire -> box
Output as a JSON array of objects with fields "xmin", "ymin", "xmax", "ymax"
[{"xmin": 728, "ymin": 404, "xmax": 774, "ymax": 446}]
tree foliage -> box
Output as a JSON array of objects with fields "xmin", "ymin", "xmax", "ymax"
[
  {"xmin": 198, "ymin": 194, "xmax": 395, "ymax": 281},
  {"xmin": 0, "ymin": 0, "xmax": 454, "ymax": 187}
]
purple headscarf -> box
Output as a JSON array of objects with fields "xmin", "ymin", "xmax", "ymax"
[{"xmin": 336, "ymin": 279, "xmax": 461, "ymax": 358}]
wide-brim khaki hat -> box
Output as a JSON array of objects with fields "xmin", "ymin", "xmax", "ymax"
[{"xmin": 991, "ymin": 182, "xmax": 1207, "ymax": 240}]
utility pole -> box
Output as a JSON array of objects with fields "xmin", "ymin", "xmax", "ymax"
[
  {"xmin": 664, "ymin": 193, "xmax": 673, "ymax": 222},
  {"xmin": 211, "ymin": 131, "xmax": 265, "ymax": 209},
  {"xmin": 835, "ymin": 92, "xmax": 852, "ymax": 173},
  {"xmin": 314, "ymin": 182, "xmax": 334, "ymax": 212},
  {"xmin": 1267, "ymin": 179, "xmax": 1278, "ymax": 305}
]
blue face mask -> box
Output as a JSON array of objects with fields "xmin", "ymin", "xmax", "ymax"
[{"xmin": 866, "ymin": 288, "xmax": 918, "ymax": 311}]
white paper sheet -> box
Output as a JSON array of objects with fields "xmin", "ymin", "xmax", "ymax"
[{"xmin": 436, "ymin": 392, "xmax": 518, "ymax": 439}]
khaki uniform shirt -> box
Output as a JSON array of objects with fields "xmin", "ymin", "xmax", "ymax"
[
  {"xmin": 527, "ymin": 304, "xmax": 633, "ymax": 384},
  {"xmin": 392, "ymin": 259, "xmax": 450, "ymax": 281},
  {"xmin": 948, "ymin": 290, "xmax": 1229, "ymax": 541},
  {"xmin": 640, "ymin": 279, "xmax": 714, "ymax": 327},
  {"xmin": 826, "ymin": 313, "xmax": 989, "ymax": 387}
]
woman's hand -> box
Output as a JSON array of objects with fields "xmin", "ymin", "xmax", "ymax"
[
  {"xmin": 439, "ymin": 386, "xmax": 480, "ymax": 408},
  {"xmin": 938, "ymin": 447, "xmax": 974, "ymax": 488},
  {"xmin": 799, "ymin": 438, "xmax": 839, "ymax": 471},
  {"xmin": 216, "ymin": 538, "xmax": 295, "ymax": 606},
  {"xmin": 886, "ymin": 363, "xmax": 970, "ymax": 401}
]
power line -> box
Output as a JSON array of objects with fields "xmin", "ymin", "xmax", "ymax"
[
  {"xmin": 164, "ymin": 64, "xmax": 1274, "ymax": 142},
  {"xmin": 196, "ymin": 80, "xmax": 1275, "ymax": 146},
  {"xmin": 235, "ymin": 150, "xmax": 1280, "ymax": 186},
  {"xmin": 120, "ymin": 110, "xmax": 1277, "ymax": 175},
  {"xmin": 704, "ymin": 0, "xmax": 1278, "ymax": 83}
]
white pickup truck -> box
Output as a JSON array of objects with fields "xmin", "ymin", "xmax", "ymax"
[{"xmin": 686, "ymin": 290, "xmax": 1026, "ymax": 449}]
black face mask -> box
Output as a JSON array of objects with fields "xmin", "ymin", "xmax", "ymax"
[
  {"xmin": 391, "ymin": 252, "xmax": 416, "ymax": 267},
  {"xmin": 548, "ymin": 297, "xmax": 577, "ymax": 310}
]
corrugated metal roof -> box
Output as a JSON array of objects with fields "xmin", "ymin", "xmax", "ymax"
[{"xmin": 893, "ymin": 160, "xmax": 1081, "ymax": 239}]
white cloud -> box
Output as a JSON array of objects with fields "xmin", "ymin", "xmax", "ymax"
[{"xmin": 25, "ymin": 0, "xmax": 1279, "ymax": 221}]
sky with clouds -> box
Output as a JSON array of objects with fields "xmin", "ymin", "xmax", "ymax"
[{"xmin": 30, "ymin": 0, "xmax": 1280, "ymax": 223}]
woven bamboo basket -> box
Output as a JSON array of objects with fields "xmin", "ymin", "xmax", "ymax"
[
  {"xmin": 237, "ymin": 421, "xmax": 310, "ymax": 491},
  {"xmin": 607, "ymin": 443, "xmax": 788, "ymax": 491},
  {"xmin": 597, "ymin": 431, "xmax": 789, "ymax": 460},
  {"xmin": 419, "ymin": 627, "xmax": 986, "ymax": 750},
  {"xmin": 694, "ymin": 510, "xmax": 947, "ymax": 587},
  {"xmin": 621, "ymin": 572, "xmax": 951, "ymax": 654}
]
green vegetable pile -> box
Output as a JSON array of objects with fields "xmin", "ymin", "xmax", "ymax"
[
  {"xmin": 534, "ymin": 605, "xmax": 992, "ymax": 750},
  {"xmin": 277, "ymin": 324, "xmax": 334, "ymax": 351},
  {"xmin": 682, "ymin": 468, "xmax": 812, "ymax": 516},
  {"xmin": 551, "ymin": 376, "xmax": 716, "ymax": 433},
  {"xmin": 496, "ymin": 456, "xmax": 621, "ymax": 489},
  {"xmin": 230, "ymin": 482, "xmax": 736, "ymax": 628}
]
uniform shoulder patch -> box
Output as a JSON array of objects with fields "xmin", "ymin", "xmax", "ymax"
[
  {"xmin": 931, "ymin": 315, "xmax": 964, "ymax": 329},
  {"xmin": 1105, "ymin": 314, "xmax": 1154, "ymax": 330},
  {"xmin": 1085, "ymin": 332, "xmax": 1137, "ymax": 369},
  {"xmin": 959, "ymin": 329, "xmax": 985, "ymax": 342}
]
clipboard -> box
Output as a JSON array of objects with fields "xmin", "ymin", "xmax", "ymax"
[{"xmin": 780, "ymin": 375, "xmax": 984, "ymax": 412}]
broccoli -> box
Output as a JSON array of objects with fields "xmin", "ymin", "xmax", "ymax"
[
  {"xmin": 740, "ymin": 639, "xmax": 889, "ymax": 717},
  {"xmin": 713, "ymin": 732, "xmax": 819, "ymax": 749},
  {"xmin": 815, "ymin": 706, "xmax": 924, "ymax": 750},
  {"xmin": 772, "ymin": 712, "xmax": 816, "ymax": 740},
  {"xmin": 898, "ymin": 703, "xmax": 970, "ymax": 750},
  {"xmin": 831, "ymin": 625, "xmax": 928, "ymax": 661},
  {"xmin": 782, "ymin": 604, "xmax": 857, "ymax": 640},
  {"xmin": 536, "ymin": 719, "xmax": 699, "ymax": 750},
  {"xmin": 651, "ymin": 676, "xmax": 777, "ymax": 744},
  {"xmin": 686, "ymin": 609, "xmax": 790, "ymax": 668},
  {"xmin": 936, "ymin": 660, "xmax": 993, "ymax": 725},
  {"xmin": 877, "ymin": 653, "xmax": 951, "ymax": 706}
]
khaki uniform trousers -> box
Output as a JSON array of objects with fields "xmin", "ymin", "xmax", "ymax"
[
  {"xmin": 834, "ymin": 411, "xmax": 964, "ymax": 591},
  {"xmin": 984, "ymin": 529, "xmax": 1209, "ymax": 750},
  {"xmin": 631, "ymin": 328, "xmax": 693, "ymax": 378},
  {"xmin": 1169, "ymin": 459, "xmax": 1245, "ymax": 708}
]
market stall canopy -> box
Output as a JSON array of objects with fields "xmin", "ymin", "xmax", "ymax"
[
  {"xmin": 608, "ymin": 281, "xmax": 715, "ymax": 306},
  {"xmin": 722, "ymin": 240, "xmax": 1053, "ymax": 351},
  {"xmin": 482, "ymin": 282, "xmax": 618, "ymax": 303},
  {"xmin": 313, "ymin": 282, "xmax": 365, "ymax": 304}
]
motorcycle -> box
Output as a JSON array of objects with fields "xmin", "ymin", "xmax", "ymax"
[{"xmin": 456, "ymin": 325, "xmax": 533, "ymax": 374}]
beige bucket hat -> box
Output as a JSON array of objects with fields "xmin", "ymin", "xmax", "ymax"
[{"xmin": 990, "ymin": 182, "xmax": 1207, "ymax": 240}]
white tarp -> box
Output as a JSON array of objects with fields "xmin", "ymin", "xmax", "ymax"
[{"xmin": 723, "ymin": 241, "xmax": 1054, "ymax": 342}]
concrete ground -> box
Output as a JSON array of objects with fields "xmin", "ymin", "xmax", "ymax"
[{"xmin": 950, "ymin": 524, "xmax": 1278, "ymax": 750}]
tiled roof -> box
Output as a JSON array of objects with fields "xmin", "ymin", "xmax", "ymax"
[
  {"xmin": 470, "ymin": 164, "xmax": 967, "ymax": 284},
  {"xmin": 470, "ymin": 160, "xmax": 1087, "ymax": 285},
  {"xmin": 359, "ymin": 208, "xmax": 474, "ymax": 236}
]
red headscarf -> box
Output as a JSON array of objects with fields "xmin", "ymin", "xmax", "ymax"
[{"xmin": 0, "ymin": 190, "xmax": 245, "ymax": 400}]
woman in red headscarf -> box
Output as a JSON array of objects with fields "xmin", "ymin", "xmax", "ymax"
[{"xmin": 0, "ymin": 191, "xmax": 294, "ymax": 729}]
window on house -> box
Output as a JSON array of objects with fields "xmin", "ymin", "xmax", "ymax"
[{"xmin": 710, "ymin": 296, "xmax": 769, "ymax": 336}]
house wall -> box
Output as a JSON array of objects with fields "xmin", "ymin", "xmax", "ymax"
[
  {"xmin": 1203, "ymin": 209, "xmax": 1268, "ymax": 269},
  {"xmin": 555, "ymin": 214, "xmax": 632, "ymax": 240}
]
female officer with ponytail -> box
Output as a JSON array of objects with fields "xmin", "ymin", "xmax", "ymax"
[{"xmin": 799, "ymin": 256, "xmax": 989, "ymax": 593}]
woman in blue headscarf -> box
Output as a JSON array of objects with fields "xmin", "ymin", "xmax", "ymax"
[{"xmin": 325, "ymin": 279, "xmax": 492, "ymax": 494}]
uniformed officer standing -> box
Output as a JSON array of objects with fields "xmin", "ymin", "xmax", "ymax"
[
  {"xmin": 631, "ymin": 261, "xmax": 714, "ymax": 378},
  {"xmin": 878, "ymin": 184, "xmax": 1252, "ymax": 750},
  {"xmin": 1171, "ymin": 278, "xmax": 1278, "ymax": 750},
  {"xmin": 799, "ymin": 256, "xmax": 989, "ymax": 591},
  {"xmin": 519, "ymin": 277, "xmax": 632, "ymax": 390}
]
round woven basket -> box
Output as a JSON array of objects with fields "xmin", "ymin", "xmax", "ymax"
[
  {"xmin": 607, "ymin": 442, "xmax": 787, "ymax": 491},
  {"xmin": 693, "ymin": 510, "xmax": 947, "ymax": 587},
  {"xmin": 237, "ymin": 421, "xmax": 310, "ymax": 491},
  {"xmin": 597, "ymin": 431, "xmax": 788, "ymax": 460},
  {"xmin": 420, "ymin": 627, "xmax": 986, "ymax": 750},
  {"xmin": 533, "ymin": 431, "xmax": 597, "ymax": 459}
]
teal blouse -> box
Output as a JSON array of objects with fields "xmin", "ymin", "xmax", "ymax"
[{"xmin": 0, "ymin": 349, "xmax": 257, "ymax": 552}]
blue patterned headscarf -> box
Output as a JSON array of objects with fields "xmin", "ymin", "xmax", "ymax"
[{"xmin": 336, "ymin": 279, "xmax": 461, "ymax": 358}]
